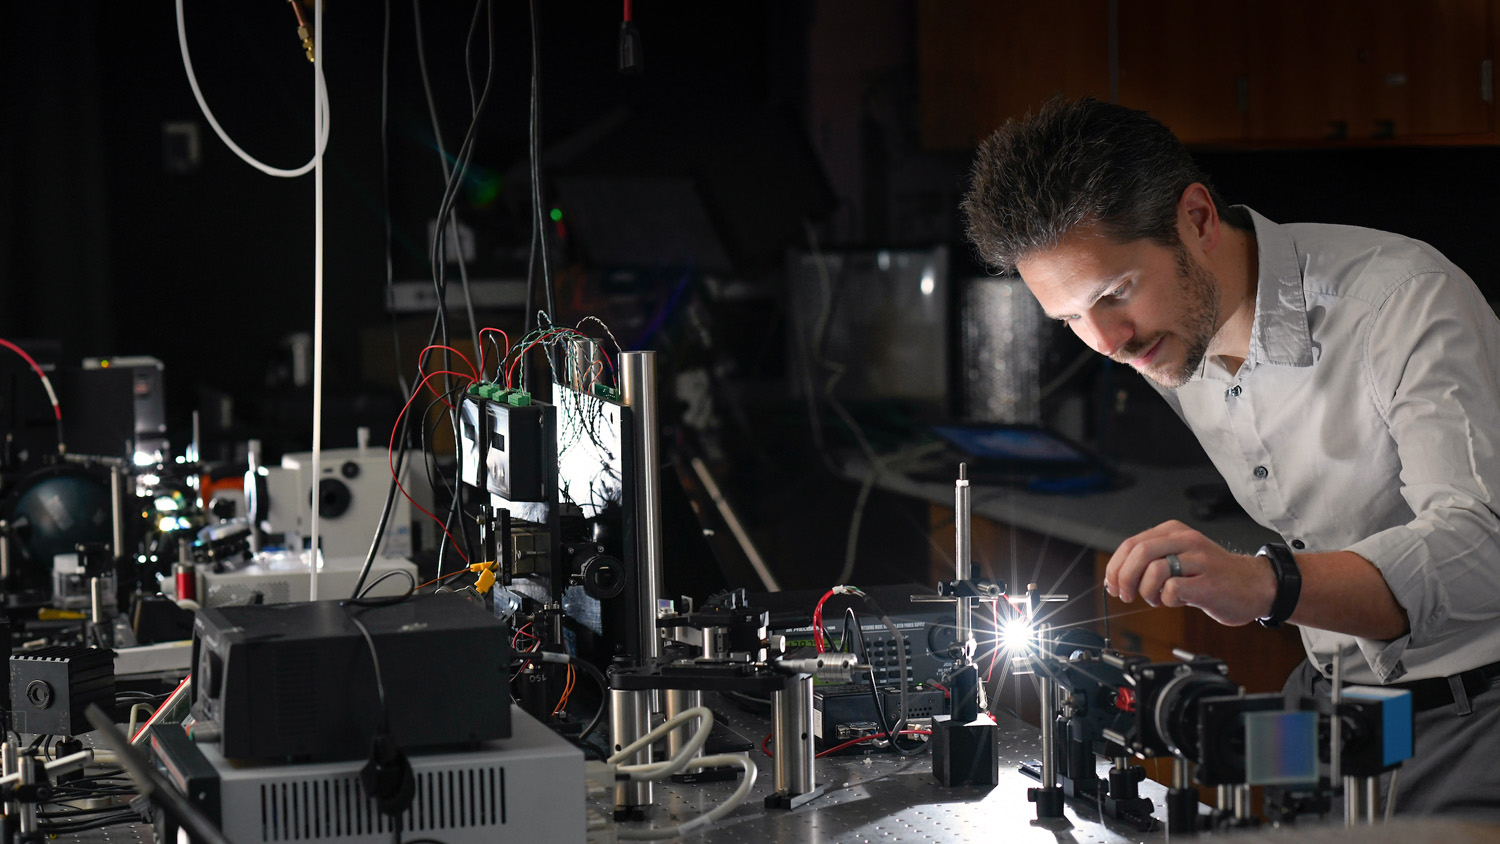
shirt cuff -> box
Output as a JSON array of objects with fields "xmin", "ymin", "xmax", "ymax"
[{"xmin": 1354, "ymin": 632, "xmax": 1411, "ymax": 682}]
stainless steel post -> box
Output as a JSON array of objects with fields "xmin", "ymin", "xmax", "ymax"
[
  {"xmin": 0, "ymin": 519, "xmax": 10, "ymax": 584},
  {"xmin": 621, "ymin": 352, "xmax": 664, "ymax": 674},
  {"xmin": 246, "ymin": 440, "xmax": 263, "ymax": 554},
  {"xmin": 773, "ymin": 676, "xmax": 816, "ymax": 797},
  {"xmin": 89, "ymin": 577, "xmax": 104, "ymax": 625},
  {"xmin": 610, "ymin": 688, "xmax": 652, "ymax": 812},
  {"xmin": 1173, "ymin": 757, "xmax": 1192, "ymax": 790},
  {"xmin": 1235, "ymin": 784, "xmax": 1251, "ymax": 821},
  {"xmin": 1037, "ymin": 623, "xmax": 1057, "ymax": 791},
  {"xmin": 109, "ymin": 464, "xmax": 125, "ymax": 559},
  {"xmin": 664, "ymin": 689, "xmax": 703, "ymax": 762},
  {"xmin": 955, "ymin": 464, "xmax": 972, "ymax": 652},
  {"xmin": 1344, "ymin": 775, "xmax": 1374, "ymax": 826},
  {"xmin": 2, "ymin": 741, "xmax": 15, "ymax": 818},
  {"xmin": 18, "ymin": 750, "xmax": 36, "ymax": 837},
  {"xmin": 1216, "ymin": 785, "xmax": 1231, "ymax": 812}
]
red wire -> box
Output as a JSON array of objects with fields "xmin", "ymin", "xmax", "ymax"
[
  {"xmin": 762, "ymin": 729, "xmax": 934, "ymax": 759},
  {"xmin": 624, "ymin": 0, "xmax": 632, "ymax": 23},
  {"xmin": 811, "ymin": 589, "xmax": 840, "ymax": 652},
  {"xmin": 0, "ymin": 338, "xmax": 60, "ymax": 420},
  {"xmin": 418, "ymin": 345, "xmax": 479, "ymax": 410},
  {"xmin": 511, "ymin": 621, "xmax": 537, "ymax": 649},
  {"xmin": 817, "ymin": 730, "xmax": 932, "ymax": 758},
  {"xmin": 389, "ymin": 369, "xmax": 476, "ymax": 563}
]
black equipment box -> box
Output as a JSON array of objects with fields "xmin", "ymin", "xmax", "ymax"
[
  {"xmin": 813, "ymin": 683, "xmax": 948, "ymax": 753},
  {"xmin": 11, "ymin": 645, "xmax": 116, "ymax": 736},
  {"xmin": 190, "ymin": 595, "xmax": 511, "ymax": 761},
  {"xmin": 458, "ymin": 395, "xmax": 552, "ymax": 502}
]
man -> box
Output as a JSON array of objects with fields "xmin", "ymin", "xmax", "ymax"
[{"xmin": 962, "ymin": 97, "xmax": 1500, "ymax": 816}]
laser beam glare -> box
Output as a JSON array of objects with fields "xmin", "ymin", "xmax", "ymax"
[{"xmin": 1000, "ymin": 616, "xmax": 1033, "ymax": 649}]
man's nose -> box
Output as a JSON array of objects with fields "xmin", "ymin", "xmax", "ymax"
[{"xmin": 1076, "ymin": 310, "xmax": 1133, "ymax": 358}]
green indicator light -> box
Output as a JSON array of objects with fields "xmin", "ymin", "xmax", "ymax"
[{"xmin": 549, "ymin": 208, "xmax": 563, "ymax": 222}]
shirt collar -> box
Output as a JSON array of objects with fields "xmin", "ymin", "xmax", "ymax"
[{"xmin": 1241, "ymin": 205, "xmax": 1315, "ymax": 368}]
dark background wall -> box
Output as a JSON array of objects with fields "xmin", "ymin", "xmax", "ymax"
[{"xmin": 4, "ymin": 2, "xmax": 1499, "ymax": 588}]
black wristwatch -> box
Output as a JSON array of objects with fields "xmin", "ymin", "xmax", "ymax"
[{"xmin": 1255, "ymin": 542, "xmax": 1302, "ymax": 629}]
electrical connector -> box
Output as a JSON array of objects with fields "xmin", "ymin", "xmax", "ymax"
[
  {"xmin": 618, "ymin": 21, "xmax": 643, "ymax": 74},
  {"xmin": 470, "ymin": 562, "xmax": 497, "ymax": 595},
  {"xmin": 287, "ymin": 0, "xmax": 315, "ymax": 62}
]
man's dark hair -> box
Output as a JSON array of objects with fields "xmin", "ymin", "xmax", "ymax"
[{"xmin": 961, "ymin": 97, "xmax": 1227, "ymax": 274}]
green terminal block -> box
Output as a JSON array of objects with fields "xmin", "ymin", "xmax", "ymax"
[
  {"xmin": 467, "ymin": 383, "xmax": 505, "ymax": 402},
  {"xmin": 503, "ymin": 389, "xmax": 532, "ymax": 407}
]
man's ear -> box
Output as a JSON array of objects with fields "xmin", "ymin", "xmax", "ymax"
[{"xmin": 1178, "ymin": 182, "xmax": 1220, "ymax": 254}]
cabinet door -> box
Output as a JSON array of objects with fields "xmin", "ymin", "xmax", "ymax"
[
  {"xmin": 1366, "ymin": 0, "xmax": 1491, "ymax": 137},
  {"xmin": 1116, "ymin": 0, "xmax": 1251, "ymax": 144},
  {"xmin": 918, "ymin": 0, "xmax": 1110, "ymax": 150},
  {"xmin": 1249, "ymin": 0, "xmax": 1493, "ymax": 142}
]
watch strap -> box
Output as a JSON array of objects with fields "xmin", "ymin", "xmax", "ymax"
[{"xmin": 1255, "ymin": 542, "xmax": 1302, "ymax": 629}]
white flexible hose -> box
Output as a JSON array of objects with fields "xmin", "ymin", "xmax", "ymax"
[
  {"xmin": 609, "ymin": 706, "xmax": 714, "ymax": 781},
  {"xmin": 176, "ymin": 0, "xmax": 330, "ymax": 178},
  {"xmin": 615, "ymin": 753, "xmax": 758, "ymax": 840}
]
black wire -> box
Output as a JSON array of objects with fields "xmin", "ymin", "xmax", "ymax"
[
  {"xmin": 343, "ymin": 605, "xmax": 391, "ymax": 732},
  {"xmin": 40, "ymin": 804, "xmax": 139, "ymax": 819},
  {"xmin": 553, "ymin": 654, "xmax": 608, "ymax": 741},
  {"xmin": 39, "ymin": 813, "xmax": 140, "ymax": 833},
  {"xmin": 353, "ymin": 568, "xmax": 417, "ymax": 602},
  {"xmin": 528, "ymin": 0, "xmax": 553, "ymax": 322},
  {"xmin": 463, "ymin": 0, "xmax": 484, "ymax": 114}
]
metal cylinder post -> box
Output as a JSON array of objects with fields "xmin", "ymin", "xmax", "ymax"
[
  {"xmin": 2, "ymin": 741, "xmax": 15, "ymax": 817},
  {"xmin": 610, "ymin": 689, "xmax": 652, "ymax": 813},
  {"xmin": 1344, "ymin": 775, "xmax": 1377, "ymax": 826},
  {"xmin": 621, "ymin": 352, "xmax": 664, "ymax": 674},
  {"xmin": 18, "ymin": 754, "xmax": 36, "ymax": 837},
  {"xmin": 955, "ymin": 465, "xmax": 973, "ymax": 653},
  {"xmin": 1036, "ymin": 623, "xmax": 1057, "ymax": 790},
  {"xmin": 773, "ymin": 676, "xmax": 816, "ymax": 797},
  {"xmin": 1173, "ymin": 757, "xmax": 1192, "ymax": 790},
  {"xmin": 109, "ymin": 464, "xmax": 126, "ymax": 560},
  {"xmin": 89, "ymin": 577, "xmax": 104, "ymax": 625},
  {"xmin": 0, "ymin": 519, "xmax": 10, "ymax": 584},
  {"xmin": 664, "ymin": 689, "xmax": 703, "ymax": 762}
]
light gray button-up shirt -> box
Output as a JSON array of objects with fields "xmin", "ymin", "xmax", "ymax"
[{"xmin": 1157, "ymin": 207, "xmax": 1500, "ymax": 685}]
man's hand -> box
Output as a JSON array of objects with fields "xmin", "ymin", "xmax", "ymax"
[{"xmin": 1104, "ymin": 520, "xmax": 1276, "ymax": 627}]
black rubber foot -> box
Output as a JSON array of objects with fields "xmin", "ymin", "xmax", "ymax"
[
  {"xmin": 1028, "ymin": 786, "xmax": 1065, "ymax": 819},
  {"xmin": 764, "ymin": 783, "xmax": 828, "ymax": 810}
]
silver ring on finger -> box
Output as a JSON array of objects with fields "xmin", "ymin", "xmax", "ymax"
[{"xmin": 1167, "ymin": 554, "xmax": 1183, "ymax": 579}]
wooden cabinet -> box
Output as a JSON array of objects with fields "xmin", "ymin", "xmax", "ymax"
[
  {"xmin": 917, "ymin": 1, "xmax": 1111, "ymax": 150},
  {"xmin": 919, "ymin": 0, "xmax": 1499, "ymax": 148},
  {"xmin": 1117, "ymin": 1, "xmax": 1250, "ymax": 144},
  {"xmin": 1248, "ymin": 0, "xmax": 1493, "ymax": 142}
]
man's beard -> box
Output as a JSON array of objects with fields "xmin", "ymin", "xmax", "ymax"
[{"xmin": 1120, "ymin": 245, "xmax": 1222, "ymax": 389}]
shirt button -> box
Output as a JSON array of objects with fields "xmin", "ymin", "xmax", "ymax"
[
  {"xmin": 1228, "ymin": 385, "xmax": 1243, "ymax": 397},
  {"xmin": 1254, "ymin": 466, "xmax": 1269, "ymax": 479},
  {"xmin": 1291, "ymin": 539, "xmax": 1305, "ymax": 550}
]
